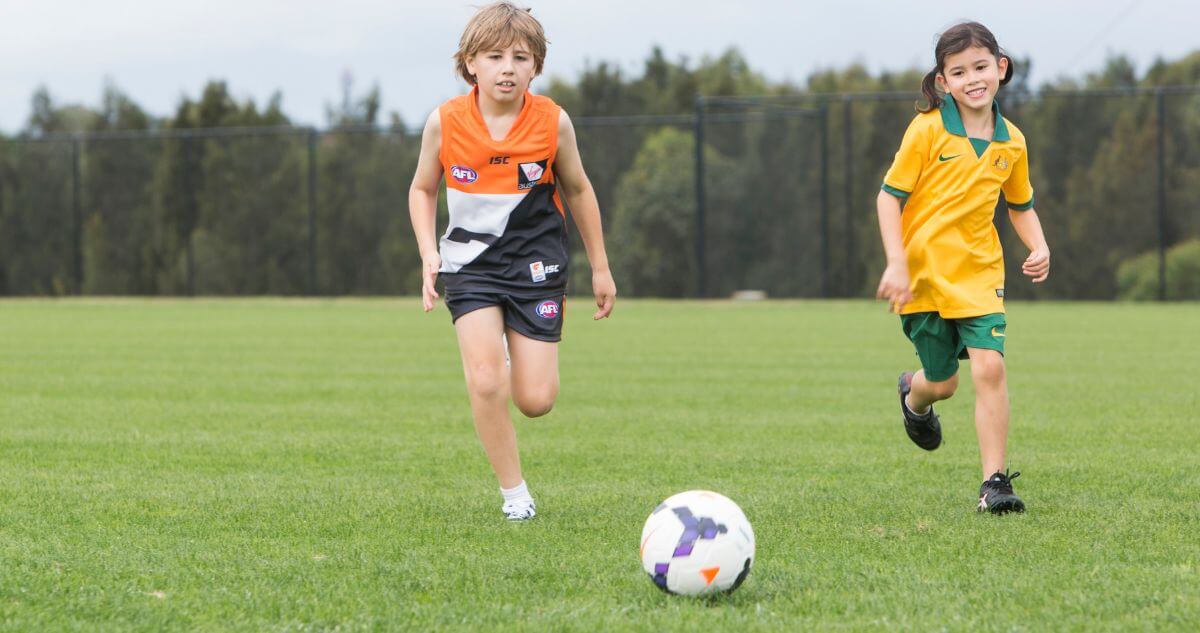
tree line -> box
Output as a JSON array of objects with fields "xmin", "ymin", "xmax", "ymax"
[{"xmin": 1, "ymin": 48, "xmax": 1197, "ymax": 298}]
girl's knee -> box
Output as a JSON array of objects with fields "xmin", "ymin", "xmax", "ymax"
[
  {"xmin": 971, "ymin": 353, "xmax": 1006, "ymax": 386},
  {"xmin": 928, "ymin": 374, "xmax": 959, "ymax": 400}
]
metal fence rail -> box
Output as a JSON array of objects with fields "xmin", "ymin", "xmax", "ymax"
[{"xmin": 1, "ymin": 86, "xmax": 1197, "ymax": 298}]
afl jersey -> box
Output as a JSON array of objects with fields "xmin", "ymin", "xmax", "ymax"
[{"xmin": 438, "ymin": 87, "xmax": 568, "ymax": 297}]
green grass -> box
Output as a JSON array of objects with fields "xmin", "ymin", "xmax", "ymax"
[{"xmin": 1, "ymin": 298, "xmax": 1198, "ymax": 631}]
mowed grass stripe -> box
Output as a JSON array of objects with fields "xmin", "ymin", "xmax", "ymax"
[{"xmin": 1, "ymin": 299, "xmax": 1197, "ymax": 631}]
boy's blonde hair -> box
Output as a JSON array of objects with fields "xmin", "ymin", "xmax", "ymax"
[{"xmin": 453, "ymin": 2, "xmax": 548, "ymax": 85}]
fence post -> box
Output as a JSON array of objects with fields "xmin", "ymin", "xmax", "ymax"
[
  {"xmin": 71, "ymin": 137, "xmax": 83, "ymax": 295},
  {"xmin": 694, "ymin": 96, "xmax": 707, "ymax": 298},
  {"xmin": 1156, "ymin": 88, "xmax": 1167, "ymax": 301},
  {"xmin": 183, "ymin": 136, "xmax": 196, "ymax": 297},
  {"xmin": 842, "ymin": 98, "xmax": 854, "ymax": 298},
  {"xmin": 819, "ymin": 103, "xmax": 830, "ymax": 298},
  {"xmin": 307, "ymin": 129, "xmax": 318, "ymax": 296}
]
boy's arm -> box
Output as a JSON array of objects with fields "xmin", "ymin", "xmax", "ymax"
[
  {"xmin": 875, "ymin": 190, "xmax": 912, "ymax": 312},
  {"xmin": 555, "ymin": 110, "xmax": 615, "ymax": 320},
  {"xmin": 1009, "ymin": 208, "xmax": 1050, "ymax": 283},
  {"xmin": 409, "ymin": 110, "xmax": 444, "ymax": 312}
]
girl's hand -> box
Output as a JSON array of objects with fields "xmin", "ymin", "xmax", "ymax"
[
  {"xmin": 876, "ymin": 262, "xmax": 913, "ymax": 313},
  {"xmin": 420, "ymin": 253, "xmax": 441, "ymax": 312},
  {"xmin": 591, "ymin": 268, "xmax": 616, "ymax": 320},
  {"xmin": 1023, "ymin": 247, "xmax": 1050, "ymax": 283}
]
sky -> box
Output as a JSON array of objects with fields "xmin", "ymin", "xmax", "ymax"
[{"xmin": 0, "ymin": 0, "xmax": 1195, "ymax": 133}]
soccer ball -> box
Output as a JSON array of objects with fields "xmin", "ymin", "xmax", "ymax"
[{"xmin": 639, "ymin": 490, "xmax": 755, "ymax": 595}]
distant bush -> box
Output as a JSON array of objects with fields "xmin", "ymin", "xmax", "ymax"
[{"xmin": 1116, "ymin": 239, "xmax": 1200, "ymax": 300}]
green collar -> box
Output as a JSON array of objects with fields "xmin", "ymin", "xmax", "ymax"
[{"xmin": 939, "ymin": 96, "xmax": 1010, "ymax": 142}]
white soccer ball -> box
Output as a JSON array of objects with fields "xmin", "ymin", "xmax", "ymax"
[{"xmin": 639, "ymin": 490, "xmax": 755, "ymax": 595}]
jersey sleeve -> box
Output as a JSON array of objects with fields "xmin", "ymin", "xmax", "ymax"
[
  {"xmin": 881, "ymin": 117, "xmax": 929, "ymax": 198},
  {"xmin": 1002, "ymin": 143, "xmax": 1035, "ymax": 210}
]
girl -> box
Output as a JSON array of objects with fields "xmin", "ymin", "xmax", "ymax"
[
  {"xmin": 408, "ymin": 2, "xmax": 616, "ymax": 521},
  {"xmin": 875, "ymin": 21, "xmax": 1050, "ymax": 514}
]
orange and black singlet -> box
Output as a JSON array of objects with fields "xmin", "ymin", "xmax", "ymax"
[{"xmin": 437, "ymin": 87, "xmax": 568, "ymax": 297}]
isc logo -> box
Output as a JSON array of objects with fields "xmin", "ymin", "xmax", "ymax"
[{"xmin": 450, "ymin": 165, "xmax": 478, "ymax": 184}]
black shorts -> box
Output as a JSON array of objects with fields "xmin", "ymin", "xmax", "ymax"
[{"xmin": 446, "ymin": 292, "xmax": 565, "ymax": 343}]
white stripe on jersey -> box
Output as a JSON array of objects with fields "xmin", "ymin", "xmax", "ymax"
[{"xmin": 439, "ymin": 189, "xmax": 528, "ymax": 273}]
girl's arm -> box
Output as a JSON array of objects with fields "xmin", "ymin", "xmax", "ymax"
[
  {"xmin": 875, "ymin": 190, "xmax": 913, "ymax": 312},
  {"xmin": 409, "ymin": 110, "xmax": 444, "ymax": 312},
  {"xmin": 1009, "ymin": 208, "xmax": 1050, "ymax": 283},
  {"xmin": 555, "ymin": 110, "xmax": 616, "ymax": 320}
]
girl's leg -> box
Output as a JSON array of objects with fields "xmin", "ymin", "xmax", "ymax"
[
  {"xmin": 907, "ymin": 370, "xmax": 959, "ymax": 413},
  {"xmin": 966, "ymin": 347, "xmax": 1008, "ymax": 479},
  {"xmin": 507, "ymin": 329, "xmax": 559, "ymax": 418},
  {"xmin": 455, "ymin": 307, "xmax": 522, "ymax": 489}
]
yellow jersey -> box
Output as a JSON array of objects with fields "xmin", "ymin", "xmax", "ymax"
[{"xmin": 882, "ymin": 97, "xmax": 1035, "ymax": 318}]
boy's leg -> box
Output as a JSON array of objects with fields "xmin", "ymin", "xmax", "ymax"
[
  {"xmin": 454, "ymin": 306, "xmax": 523, "ymax": 489},
  {"xmin": 507, "ymin": 330, "xmax": 559, "ymax": 418},
  {"xmin": 503, "ymin": 294, "xmax": 564, "ymax": 418},
  {"xmin": 966, "ymin": 346, "xmax": 1008, "ymax": 479}
]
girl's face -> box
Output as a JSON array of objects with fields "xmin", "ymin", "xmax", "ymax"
[
  {"xmin": 937, "ymin": 45, "xmax": 1008, "ymax": 112},
  {"xmin": 466, "ymin": 43, "xmax": 537, "ymax": 104}
]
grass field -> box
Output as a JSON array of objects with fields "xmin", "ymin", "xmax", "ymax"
[{"xmin": 1, "ymin": 298, "xmax": 1197, "ymax": 631}]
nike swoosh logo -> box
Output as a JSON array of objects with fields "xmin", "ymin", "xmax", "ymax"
[
  {"xmin": 991, "ymin": 327, "xmax": 1005, "ymax": 338},
  {"xmin": 938, "ymin": 154, "xmax": 960, "ymax": 162}
]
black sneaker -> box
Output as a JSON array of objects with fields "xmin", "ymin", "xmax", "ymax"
[
  {"xmin": 897, "ymin": 372, "xmax": 942, "ymax": 451},
  {"xmin": 978, "ymin": 471, "xmax": 1025, "ymax": 514}
]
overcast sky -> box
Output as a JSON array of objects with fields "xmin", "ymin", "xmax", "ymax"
[{"xmin": 0, "ymin": 0, "xmax": 1194, "ymax": 133}]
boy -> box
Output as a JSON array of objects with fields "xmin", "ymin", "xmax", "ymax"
[{"xmin": 408, "ymin": 2, "xmax": 616, "ymax": 521}]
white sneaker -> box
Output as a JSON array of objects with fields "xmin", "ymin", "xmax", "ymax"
[{"xmin": 502, "ymin": 498, "xmax": 536, "ymax": 521}]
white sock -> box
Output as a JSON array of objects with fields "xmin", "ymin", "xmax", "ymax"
[
  {"xmin": 904, "ymin": 395, "xmax": 931, "ymax": 417},
  {"xmin": 500, "ymin": 480, "xmax": 533, "ymax": 504}
]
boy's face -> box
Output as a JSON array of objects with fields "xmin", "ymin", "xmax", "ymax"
[
  {"xmin": 466, "ymin": 43, "xmax": 538, "ymax": 103},
  {"xmin": 937, "ymin": 45, "xmax": 1007, "ymax": 113}
]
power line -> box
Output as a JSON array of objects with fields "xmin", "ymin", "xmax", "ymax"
[{"xmin": 1067, "ymin": 0, "xmax": 1144, "ymax": 73}]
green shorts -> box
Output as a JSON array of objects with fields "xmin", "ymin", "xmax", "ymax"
[{"xmin": 900, "ymin": 312, "xmax": 1006, "ymax": 382}]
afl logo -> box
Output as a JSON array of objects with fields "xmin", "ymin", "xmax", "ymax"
[
  {"xmin": 450, "ymin": 165, "xmax": 478, "ymax": 184},
  {"xmin": 535, "ymin": 300, "xmax": 559, "ymax": 319}
]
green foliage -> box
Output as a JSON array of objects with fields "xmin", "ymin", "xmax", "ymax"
[
  {"xmin": 1116, "ymin": 239, "xmax": 1200, "ymax": 300},
  {"xmin": 608, "ymin": 128, "xmax": 698, "ymax": 297},
  {"xmin": 1, "ymin": 48, "xmax": 1199, "ymax": 298}
]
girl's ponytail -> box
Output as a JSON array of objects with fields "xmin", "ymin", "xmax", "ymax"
[{"xmin": 917, "ymin": 68, "xmax": 941, "ymax": 113}]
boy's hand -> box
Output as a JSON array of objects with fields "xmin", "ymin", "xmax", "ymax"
[
  {"xmin": 421, "ymin": 253, "xmax": 440, "ymax": 312},
  {"xmin": 592, "ymin": 268, "xmax": 616, "ymax": 320},
  {"xmin": 876, "ymin": 263, "xmax": 913, "ymax": 313},
  {"xmin": 1023, "ymin": 247, "xmax": 1050, "ymax": 283}
]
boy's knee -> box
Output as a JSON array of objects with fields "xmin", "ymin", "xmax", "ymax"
[
  {"xmin": 465, "ymin": 362, "xmax": 508, "ymax": 400},
  {"xmin": 514, "ymin": 383, "xmax": 558, "ymax": 418}
]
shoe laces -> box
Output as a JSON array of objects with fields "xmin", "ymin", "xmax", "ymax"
[
  {"xmin": 986, "ymin": 470, "xmax": 1020, "ymax": 494},
  {"xmin": 503, "ymin": 499, "xmax": 536, "ymax": 520}
]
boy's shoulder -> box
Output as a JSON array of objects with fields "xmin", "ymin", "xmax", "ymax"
[
  {"xmin": 437, "ymin": 91, "xmax": 562, "ymax": 118},
  {"xmin": 438, "ymin": 92, "xmax": 474, "ymax": 117},
  {"xmin": 528, "ymin": 92, "xmax": 561, "ymax": 117}
]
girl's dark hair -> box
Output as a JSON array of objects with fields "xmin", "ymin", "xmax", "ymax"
[{"xmin": 918, "ymin": 21, "xmax": 1015, "ymax": 113}]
